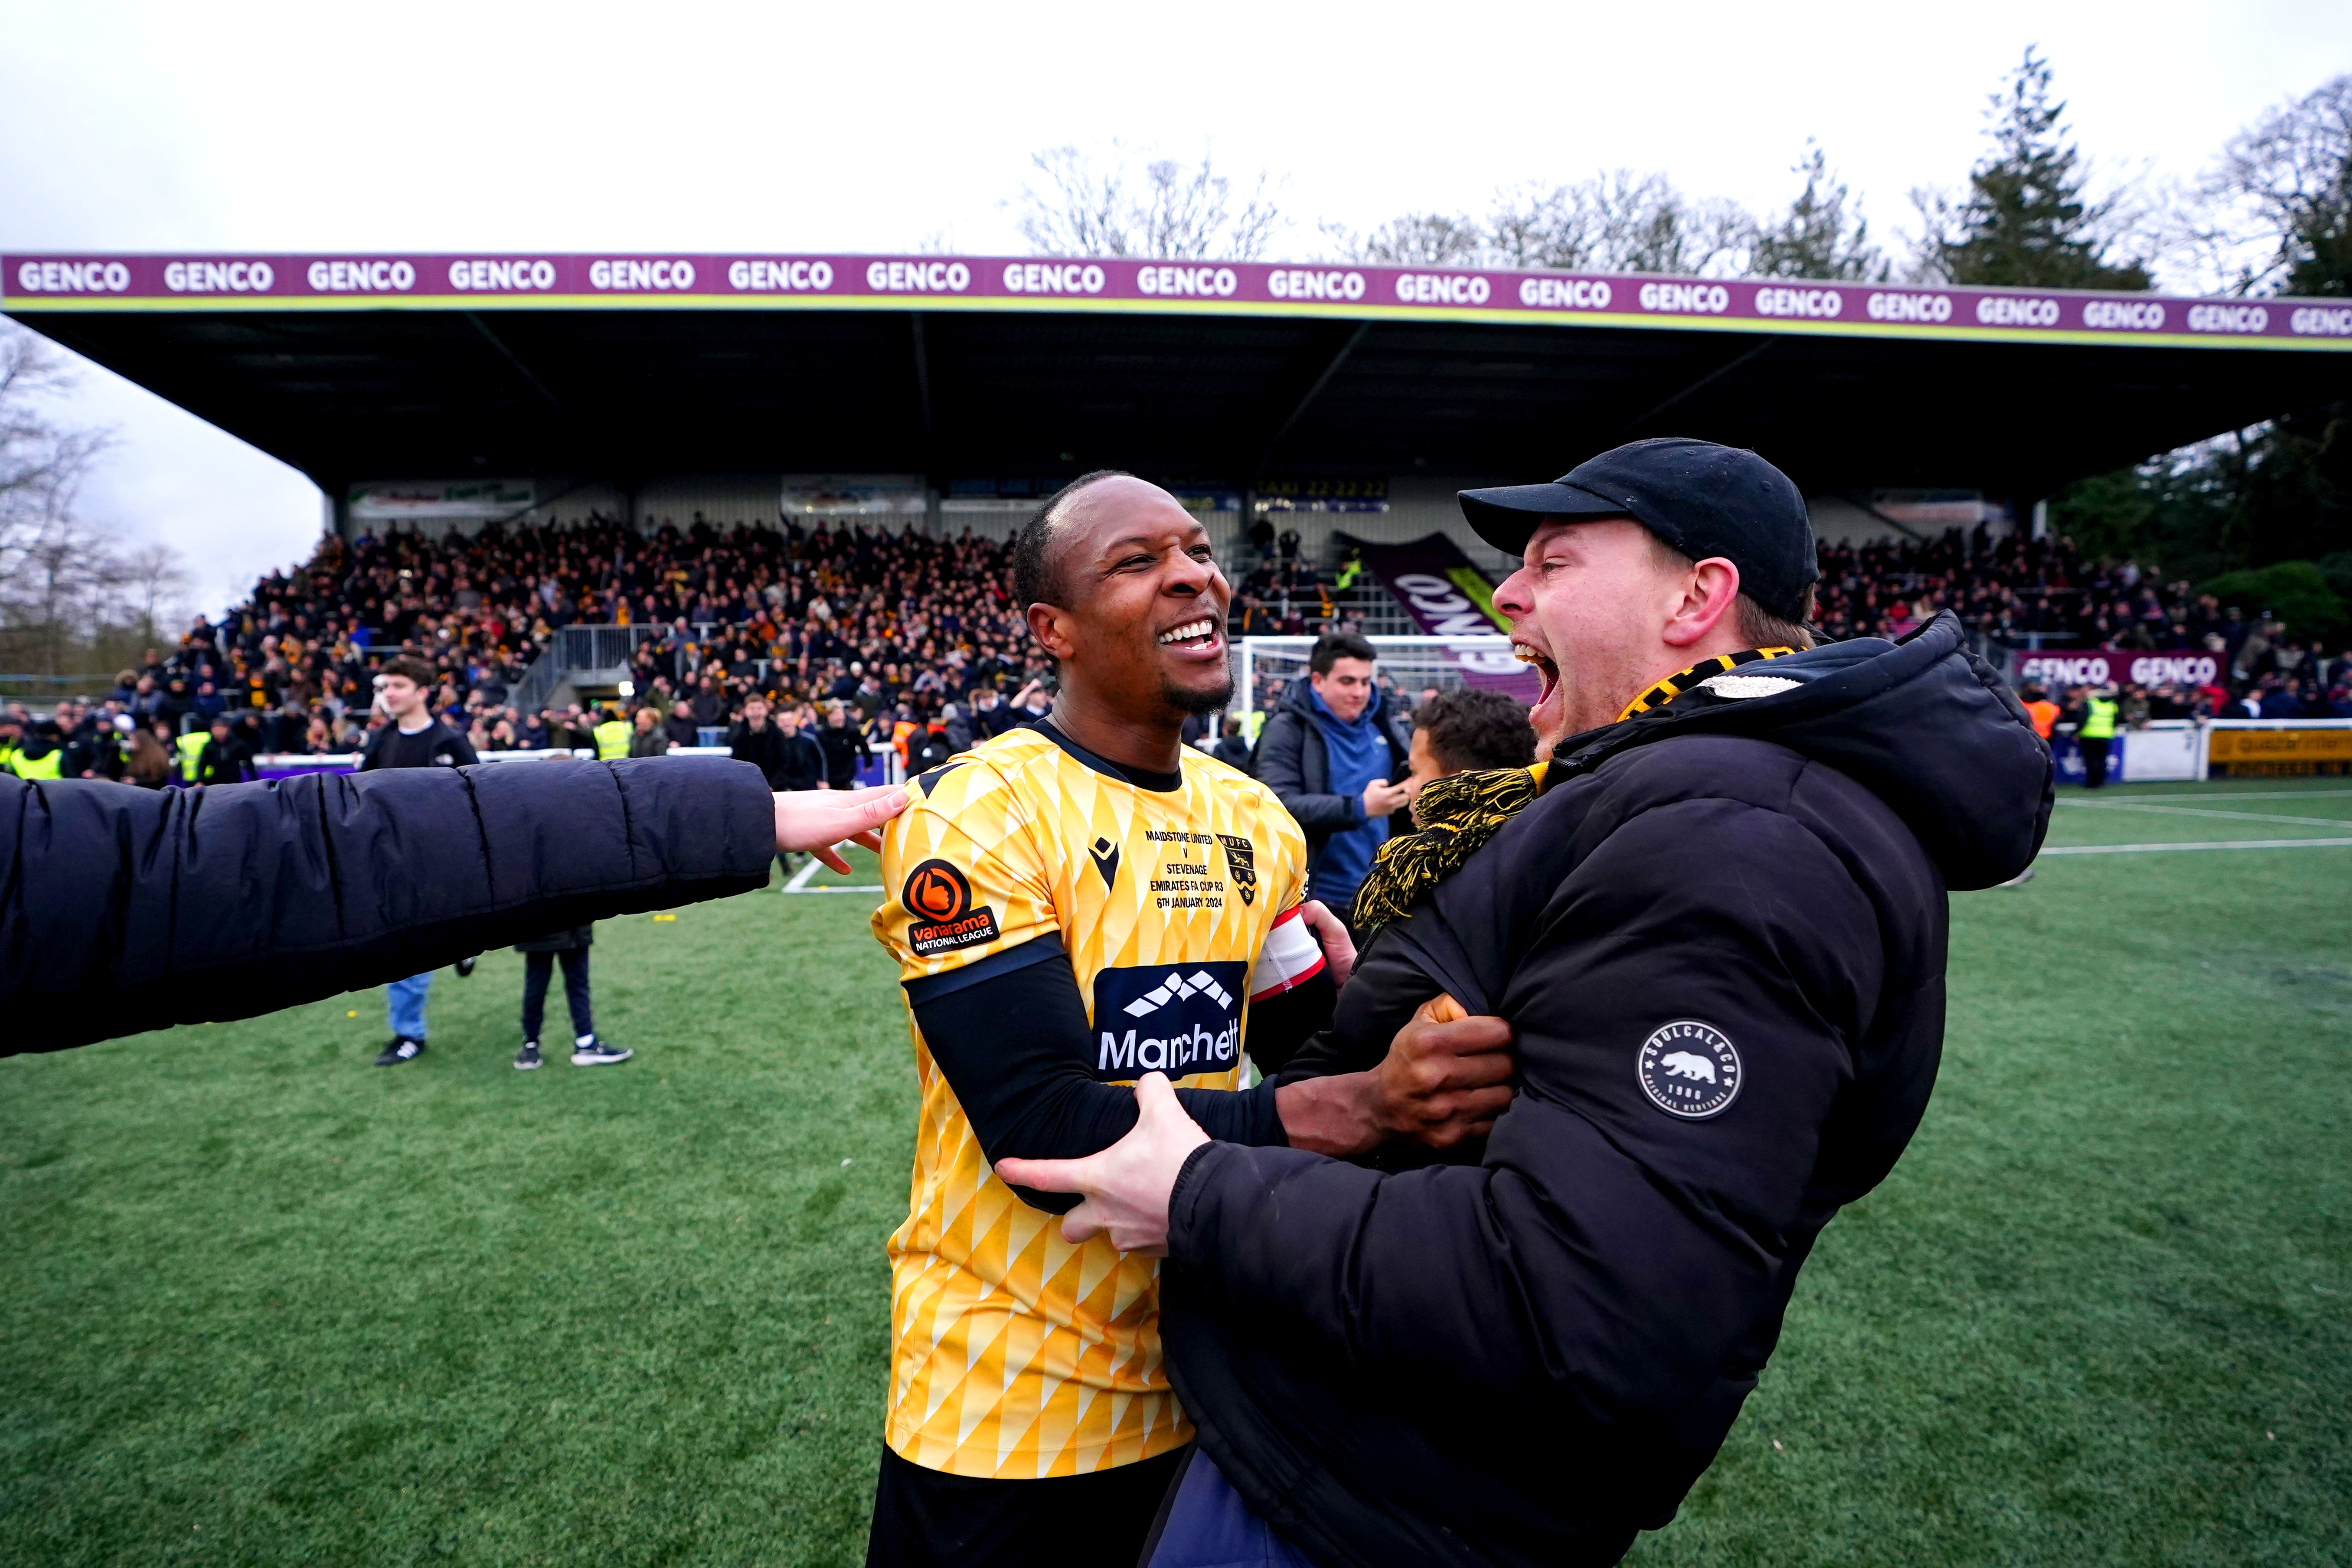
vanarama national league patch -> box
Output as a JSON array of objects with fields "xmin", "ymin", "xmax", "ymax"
[{"xmin": 902, "ymin": 859, "xmax": 1002, "ymax": 956}]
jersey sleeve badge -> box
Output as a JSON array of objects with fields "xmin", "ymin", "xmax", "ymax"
[{"xmin": 902, "ymin": 859, "xmax": 1002, "ymax": 956}]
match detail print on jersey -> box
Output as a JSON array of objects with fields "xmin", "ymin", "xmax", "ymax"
[{"xmin": 870, "ymin": 724, "xmax": 1309, "ymax": 1480}]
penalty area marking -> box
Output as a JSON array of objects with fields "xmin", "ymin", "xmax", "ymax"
[{"xmin": 2038, "ymin": 836, "xmax": 2352, "ymax": 856}]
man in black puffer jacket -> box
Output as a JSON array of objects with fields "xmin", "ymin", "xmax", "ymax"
[
  {"xmin": 0, "ymin": 759, "xmax": 907, "ymax": 1058},
  {"xmin": 1000, "ymin": 439, "xmax": 2052, "ymax": 1568}
]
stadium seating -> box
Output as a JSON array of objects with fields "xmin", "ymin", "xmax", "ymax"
[{"xmin": 59, "ymin": 514, "xmax": 2352, "ymax": 784}]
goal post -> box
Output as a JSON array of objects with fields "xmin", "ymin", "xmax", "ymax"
[{"xmin": 1235, "ymin": 635, "xmax": 1534, "ymax": 726}]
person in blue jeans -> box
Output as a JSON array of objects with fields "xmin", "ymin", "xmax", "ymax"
[
  {"xmin": 381, "ymin": 972, "xmax": 437, "ymax": 1065},
  {"xmin": 359, "ymin": 655, "xmax": 478, "ymax": 1067}
]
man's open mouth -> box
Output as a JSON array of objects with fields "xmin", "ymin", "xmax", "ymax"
[
  {"xmin": 1513, "ymin": 640, "xmax": 1559, "ymax": 704},
  {"xmin": 1158, "ymin": 617, "xmax": 1220, "ymax": 650}
]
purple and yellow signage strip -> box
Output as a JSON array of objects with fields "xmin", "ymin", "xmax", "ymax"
[{"xmin": 7, "ymin": 252, "xmax": 2349, "ymax": 351}]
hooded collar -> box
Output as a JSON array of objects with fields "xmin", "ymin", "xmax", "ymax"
[
  {"xmin": 1352, "ymin": 613, "xmax": 2049, "ymax": 933},
  {"xmin": 1615, "ymin": 646, "xmax": 1800, "ymax": 722},
  {"xmin": 1555, "ymin": 611, "xmax": 2052, "ymax": 889}
]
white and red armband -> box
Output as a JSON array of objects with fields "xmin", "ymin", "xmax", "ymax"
[{"xmin": 1248, "ymin": 904, "xmax": 1327, "ymax": 1002}]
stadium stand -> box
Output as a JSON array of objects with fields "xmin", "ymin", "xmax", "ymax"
[{"xmin": 7, "ymin": 506, "xmax": 2348, "ymax": 791}]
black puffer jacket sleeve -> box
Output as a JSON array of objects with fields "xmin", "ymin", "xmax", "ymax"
[{"xmin": 0, "ymin": 757, "xmax": 776, "ymax": 1057}]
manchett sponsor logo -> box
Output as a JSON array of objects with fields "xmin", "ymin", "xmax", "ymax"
[
  {"xmin": 1092, "ymin": 962, "xmax": 1245, "ymax": 1080},
  {"xmin": 1121, "ymin": 969, "xmax": 1235, "ymax": 1016},
  {"xmin": 1097, "ymin": 1020, "xmax": 1241, "ymax": 1076}
]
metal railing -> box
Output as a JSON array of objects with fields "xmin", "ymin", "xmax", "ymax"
[
  {"xmin": 1222, "ymin": 580, "xmax": 1423, "ymax": 637},
  {"xmin": 511, "ymin": 624, "xmax": 663, "ymax": 714}
]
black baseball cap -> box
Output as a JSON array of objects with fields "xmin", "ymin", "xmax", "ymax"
[{"xmin": 1458, "ymin": 438, "xmax": 1819, "ymax": 622}]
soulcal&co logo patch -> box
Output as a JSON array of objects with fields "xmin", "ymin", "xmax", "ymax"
[
  {"xmin": 902, "ymin": 859, "xmax": 1001, "ymax": 956},
  {"xmin": 1636, "ymin": 1019, "xmax": 1741, "ymax": 1119}
]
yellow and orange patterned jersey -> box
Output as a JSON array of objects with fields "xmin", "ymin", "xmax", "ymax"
[{"xmin": 869, "ymin": 722, "xmax": 1311, "ymax": 1479}]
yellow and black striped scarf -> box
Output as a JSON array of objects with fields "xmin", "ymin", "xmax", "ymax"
[{"xmin": 1348, "ymin": 647, "xmax": 1796, "ymax": 936}]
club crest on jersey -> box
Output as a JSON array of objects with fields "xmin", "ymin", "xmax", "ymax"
[
  {"xmin": 1091, "ymin": 961, "xmax": 1245, "ymax": 1082},
  {"xmin": 1636, "ymin": 1020, "xmax": 1741, "ymax": 1119},
  {"xmin": 1216, "ymin": 834, "xmax": 1258, "ymax": 906},
  {"xmin": 903, "ymin": 859, "xmax": 1002, "ymax": 956}
]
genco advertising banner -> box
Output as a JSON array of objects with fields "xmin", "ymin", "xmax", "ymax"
[
  {"xmin": 10, "ymin": 251, "xmax": 2352, "ymax": 350},
  {"xmin": 2010, "ymin": 649, "xmax": 2224, "ymax": 689}
]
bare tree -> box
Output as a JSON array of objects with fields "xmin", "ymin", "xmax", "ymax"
[
  {"xmin": 119, "ymin": 540, "xmax": 195, "ymax": 641},
  {"xmin": 1321, "ymin": 212, "xmax": 1486, "ymax": 266},
  {"xmin": 1487, "ymin": 171, "xmax": 1750, "ymax": 275},
  {"xmin": 0, "ymin": 321, "xmax": 195, "ymax": 678},
  {"xmin": 1327, "ymin": 171, "xmax": 1751, "ymax": 275},
  {"xmin": 1016, "ymin": 144, "xmax": 1284, "ymax": 260},
  {"xmin": 0, "ymin": 325, "xmax": 111, "ymax": 576},
  {"xmin": 8, "ymin": 514, "xmax": 123, "ymax": 676},
  {"xmin": 2200, "ymin": 74, "xmax": 2352, "ymax": 297}
]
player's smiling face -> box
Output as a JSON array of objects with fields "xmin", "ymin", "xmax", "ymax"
[{"xmin": 1035, "ymin": 477, "xmax": 1232, "ymax": 721}]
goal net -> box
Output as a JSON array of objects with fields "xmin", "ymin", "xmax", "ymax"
[{"xmin": 1236, "ymin": 635, "xmax": 1536, "ymax": 726}]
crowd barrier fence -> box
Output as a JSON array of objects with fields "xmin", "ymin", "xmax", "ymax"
[
  {"xmin": 2049, "ymin": 718, "xmax": 2352, "ymax": 784},
  {"xmin": 249, "ymin": 742, "xmax": 904, "ymax": 786}
]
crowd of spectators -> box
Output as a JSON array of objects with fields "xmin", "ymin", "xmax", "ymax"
[
  {"xmin": 1815, "ymin": 525, "xmax": 2352, "ymax": 720},
  {"xmin": 3, "ymin": 515, "xmax": 1070, "ymax": 786},
  {"xmin": 4, "ymin": 513, "xmax": 2349, "ymax": 790}
]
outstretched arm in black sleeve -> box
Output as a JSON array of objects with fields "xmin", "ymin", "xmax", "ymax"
[{"xmin": 0, "ymin": 757, "xmax": 778, "ymax": 1057}]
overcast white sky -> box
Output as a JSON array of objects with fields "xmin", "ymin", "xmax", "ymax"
[{"xmin": 4, "ymin": 0, "xmax": 2346, "ymax": 617}]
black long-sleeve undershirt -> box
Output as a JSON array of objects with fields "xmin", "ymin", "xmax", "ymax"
[{"xmin": 908, "ymin": 936, "xmax": 1335, "ymax": 1214}]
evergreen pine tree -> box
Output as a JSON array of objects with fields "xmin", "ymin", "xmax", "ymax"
[
  {"xmin": 1750, "ymin": 144, "xmax": 1886, "ymax": 280},
  {"xmin": 1926, "ymin": 49, "xmax": 2150, "ymax": 289}
]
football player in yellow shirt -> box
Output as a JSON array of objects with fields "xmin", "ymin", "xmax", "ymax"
[{"xmin": 865, "ymin": 473, "xmax": 1512, "ymax": 1567}]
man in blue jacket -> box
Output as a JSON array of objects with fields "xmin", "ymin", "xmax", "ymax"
[
  {"xmin": 1003, "ymin": 438, "xmax": 2053, "ymax": 1568},
  {"xmin": 1252, "ymin": 631, "xmax": 1415, "ymax": 930}
]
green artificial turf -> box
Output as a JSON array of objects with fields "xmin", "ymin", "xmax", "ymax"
[{"xmin": 4, "ymin": 783, "xmax": 2349, "ymax": 1566}]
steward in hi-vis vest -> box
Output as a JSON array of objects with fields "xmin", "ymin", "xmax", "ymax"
[
  {"xmin": 593, "ymin": 711, "xmax": 630, "ymax": 760},
  {"xmin": 2077, "ymin": 688, "xmax": 2118, "ymax": 790},
  {"xmin": 9, "ymin": 726, "xmax": 64, "ymax": 780}
]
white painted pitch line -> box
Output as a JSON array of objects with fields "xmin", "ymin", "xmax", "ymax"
[
  {"xmin": 2089, "ymin": 788, "xmax": 2352, "ymax": 802},
  {"xmin": 2038, "ymin": 837, "xmax": 2352, "ymax": 856},
  {"xmin": 781, "ymin": 841, "xmax": 873, "ymax": 892},
  {"xmin": 2058, "ymin": 800, "xmax": 2352, "ymax": 828},
  {"xmin": 780, "ymin": 884, "xmax": 886, "ymax": 894}
]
